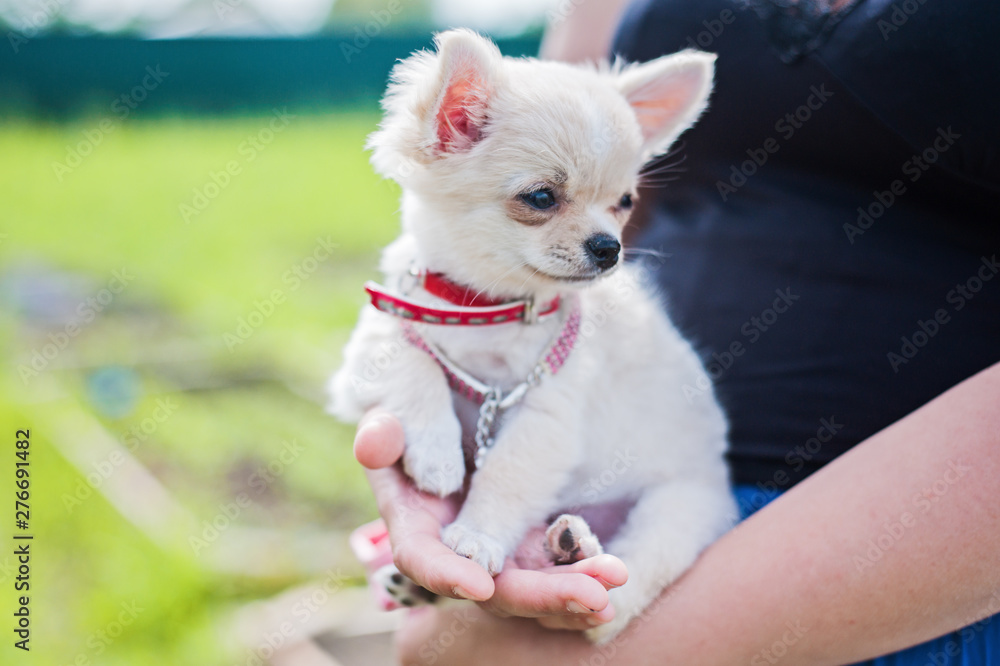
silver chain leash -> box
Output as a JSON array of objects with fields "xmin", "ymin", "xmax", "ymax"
[
  {"xmin": 474, "ymin": 388, "xmax": 502, "ymax": 469},
  {"xmin": 472, "ymin": 365, "xmax": 548, "ymax": 469}
]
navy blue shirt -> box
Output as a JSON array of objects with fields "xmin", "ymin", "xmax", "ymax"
[{"xmin": 613, "ymin": 0, "xmax": 1000, "ymax": 486}]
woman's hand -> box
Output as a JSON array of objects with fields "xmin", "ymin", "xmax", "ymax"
[{"xmin": 354, "ymin": 409, "xmax": 628, "ymax": 627}]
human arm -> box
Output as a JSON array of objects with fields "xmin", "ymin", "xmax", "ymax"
[
  {"xmin": 393, "ymin": 361, "xmax": 1000, "ymax": 664},
  {"xmin": 539, "ymin": 0, "xmax": 633, "ymax": 63}
]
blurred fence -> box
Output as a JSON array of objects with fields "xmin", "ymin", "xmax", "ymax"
[{"xmin": 0, "ymin": 33, "xmax": 541, "ymax": 117}]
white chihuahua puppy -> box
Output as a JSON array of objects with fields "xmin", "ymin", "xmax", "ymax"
[{"xmin": 329, "ymin": 29, "xmax": 736, "ymax": 643}]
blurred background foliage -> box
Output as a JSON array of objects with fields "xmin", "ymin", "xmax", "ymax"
[
  {"xmin": 0, "ymin": 0, "xmax": 547, "ymax": 37},
  {"xmin": 0, "ymin": 1, "xmax": 546, "ymax": 664}
]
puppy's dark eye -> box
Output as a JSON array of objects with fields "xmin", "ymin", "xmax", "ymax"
[
  {"xmin": 619, "ymin": 193, "xmax": 633, "ymax": 209},
  {"xmin": 521, "ymin": 189, "xmax": 556, "ymax": 210}
]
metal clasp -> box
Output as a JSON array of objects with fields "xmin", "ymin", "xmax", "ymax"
[
  {"xmin": 399, "ymin": 265, "xmax": 423, "ymax": 296},
  {"xmin": 522, "ymin": 295, "xmax": 538, "ymax": 324}
]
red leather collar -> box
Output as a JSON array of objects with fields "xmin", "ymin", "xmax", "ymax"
[
  {"xmin": 423, "ymin": 271, "xmax": 507, "ymax": 308},
  {"xmin": 365, "ymin": 270, "xmax": 561, "ymax": 326}
]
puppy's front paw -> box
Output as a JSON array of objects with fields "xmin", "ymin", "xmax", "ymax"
[
  {"xmin": 403, "ymin": 420, "xmax": 465, "ymax": 497},
  {"xmin": 441, "ymin": 522, "xmax": 506, "ymax": 576},
  {"xmin": 406, "ymin": 452, "xmax": 465, "ymax": 498},
  {"xmin": 545, "ymin": 514, "xmax": 603, "ymax": 565}
]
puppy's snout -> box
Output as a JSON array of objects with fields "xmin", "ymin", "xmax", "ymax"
[{"xmin": 584, "ymin": 234, "xmax": 621, "ymax": 271}]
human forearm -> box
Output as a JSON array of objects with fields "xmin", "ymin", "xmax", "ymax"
[
  {"xmin": 539, "ymin": 0, "xmax": 633, "ymax": 63},
  {"xmin": 603, "ymin": 361, "xmax": 1000, "ymax": 664}
]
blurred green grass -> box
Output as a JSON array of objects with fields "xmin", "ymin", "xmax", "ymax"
[{"xmin": 0, "ymin": 112, "xmax": 399, "ymax": 665}]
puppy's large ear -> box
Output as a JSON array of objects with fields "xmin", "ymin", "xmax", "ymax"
[
  {"xmin": 428, "ymin": 29, "xmax": 500, "ymax": 155},
  {"xmin": 617, "ymin": 50, "xmax": 716, "ymax": 157}
]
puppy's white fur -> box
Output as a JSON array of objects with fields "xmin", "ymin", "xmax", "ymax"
[{"xmin": 329, "ymin": 29, "xmax": 736, "ymax": 643}]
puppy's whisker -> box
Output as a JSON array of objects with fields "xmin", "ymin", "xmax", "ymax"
[
  {"xmin": 640, "ymin": 160, "xmax": 688, "ymax": 177},
  {"xmin": 638, "ymin": 175, "xmax": 683, "ymax": 188},
  {"xmin": 639, "ymin": 155, "xmax": 688, "ymax": 188},
  {"xmin": 475, "ymin": 261, "xmax": 531, "ymax": 300},
  {"xmin": 517, "ymin": 265, "xmax": 543, "ymax": 293},
  {"xmin": 469, "ymin": 253, "xmax": 530, "ymax": 296},
  {"xmin": 623, "ymin": 247, "xmax": 670, "ymax": 259},
  {"xmin": 640, "ymin": 143, "xmax": 687, "ymax": 171},
  {"xmin": 640, "ymin": 164, "xmax": 687, "ymax": 177}
]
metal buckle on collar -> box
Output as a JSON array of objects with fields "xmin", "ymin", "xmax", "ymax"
[
  {"xmin": 400, "ymin": 266, "xmax": 423, "ymax": 296},
  {"xmin": 522, "ymin": 295, "xmax": 538, "ymax": 324}
]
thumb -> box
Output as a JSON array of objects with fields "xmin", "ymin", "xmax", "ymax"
[{"xmin": 354, "ymin": 409, "xmax": 405, "ymax": 469}]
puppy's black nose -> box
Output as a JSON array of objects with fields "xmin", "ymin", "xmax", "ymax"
[{"xmin": 584, "ymin": 234, "xmax": 621, "ymax": 271}]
